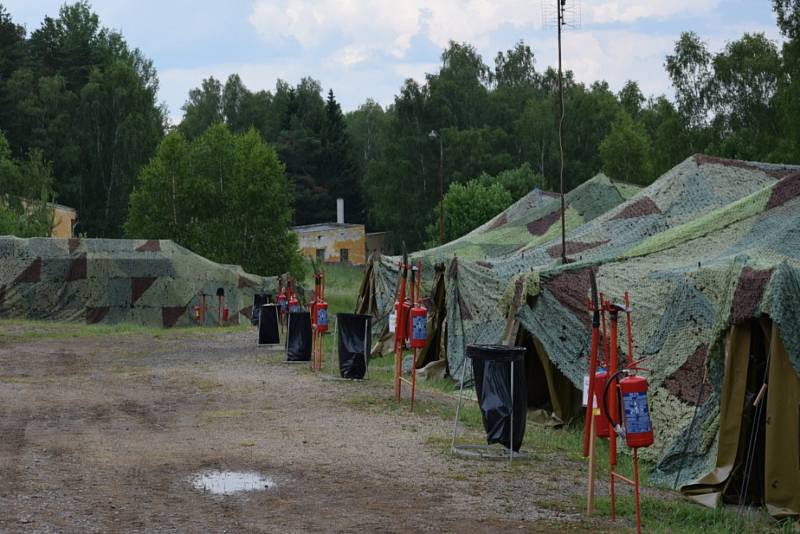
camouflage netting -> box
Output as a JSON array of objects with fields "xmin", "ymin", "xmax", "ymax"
[
  {"xmin": 517, "ymin": 169, "xmax": 800, "ymax": 512},
  {"xmin": 0, "ymin": 237, "xmax": 283, "ymax": 327},
  {"xmin": 356, "ymin": 154, "xmax": 800, "ymax": 516},
  {"xmin": 357, "ymin": 173, "xmax": 638, "ymax": 345},
  {"xmin": 445, "ymin": 155, "xmax": 799, "ymax": 380}
]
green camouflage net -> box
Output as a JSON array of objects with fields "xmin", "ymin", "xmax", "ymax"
[
  {"xmin": 359, "ymin": 174, "xmax": 637, "ymax": 341},
  {"xmin": 518, "ymin": 170, "xmax": 800, "ymax": 489},
  {"xmin": 445, "ymin": 155, "xmax": 797, "ymax": 381},
  {"xmin": 0, "ymin": 237, "xmax": 282, "ymax": 327}
]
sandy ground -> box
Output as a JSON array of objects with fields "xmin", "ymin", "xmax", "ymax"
[{"xmin": 0, "ymin": 326, "xmax": 641, "ymax": 533}]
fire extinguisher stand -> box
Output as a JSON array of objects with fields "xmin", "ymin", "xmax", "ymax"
[
  {"xmin": 392, "ymin": 256, "xmax": 409, "ymax": 400},
  {"xmin": 604, "ymin": 292, "xmax": 651, "ymax": 534},
  {"xmin": 311, "ymin": 269, "xmax": 328, "ymax": 371},
  {"xmin": 583, "ymin": 271, "xmax": 602, "ymax": 513},
  {"xmin": 395, "ymin": 260, "xmax": 424, "ymax": 411}
]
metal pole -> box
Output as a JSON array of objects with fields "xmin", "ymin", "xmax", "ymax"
[
  {"xmin": 330, "ymin": 316, "xmax": 338, "ymax": 376},
  {"xmin": 363, "ymin": 318, "xmax": 369, "ymax": 380},
  {"xmin": 557, "ymin": 0, "xmax": 567, "ymax": 264},
  {"xmin": 438, "ymin": 136, "xmax": 444, "ymax": 245},
  {"xmin": 634, "ymin": 448, "xmax": 642, "ymax": 534},
  {"xmin": 451, "ymin": 357, "xmax": 468, "ymax": 454},
  {"xmin": 509, "ymin": 360, "xmax": 514, "ymax": 463}
]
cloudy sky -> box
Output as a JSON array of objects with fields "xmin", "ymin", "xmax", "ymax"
[{"xmin": 4, "ymin": 1, "xmax": 782, "ymax": 123}]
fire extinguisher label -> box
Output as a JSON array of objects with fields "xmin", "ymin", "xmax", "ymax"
[
  {"xmin": 622, "ymin": 392, "xmax": 651, "ymax": 434},
  {"xmin": 412, "ymin": 316, "xmax": 426, "ymax": 340},
  {"xmin": 389, "ymin": 310, "xmax": 397, "ymax": 333},
  {"xmin": 582, "ymin": 375, "xmax": 589, "ymax": 406},
  {"xmin": 317, "ymin": 308, "xmax": 328, "ymax": 326}
]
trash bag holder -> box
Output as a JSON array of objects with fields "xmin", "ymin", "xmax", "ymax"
[
  {"xmin": 285, "ymin": 311, "xmax": 312, "ymax": 363},
  {"xmin": 257, "ymin": 304, "xmax": 281, "ymax": 346},
  {"xmin": 323, "ymin": 313, "xmax": 371, "ymax": 381},
  {"xmin": 451, "ymin": 344, "xmax": 531, "ymax": 462}
]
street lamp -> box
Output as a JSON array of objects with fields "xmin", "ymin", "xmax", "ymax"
[{"xmin": 428, "ymin": 129, "xmax": 444, "ymax": 245}]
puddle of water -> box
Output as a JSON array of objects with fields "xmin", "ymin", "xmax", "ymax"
[{"xmin": 191, "ymin": 470, "xmax": 274, "ymax": 495}]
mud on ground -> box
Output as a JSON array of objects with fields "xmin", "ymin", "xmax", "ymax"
[{"xmin": 0, "ymin": 324, "xmax": 652, "ymax": 533}]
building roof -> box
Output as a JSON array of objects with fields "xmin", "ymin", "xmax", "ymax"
[{"xmin": 292, "ymin": 222, "xmax": 364, "ymax": 232}]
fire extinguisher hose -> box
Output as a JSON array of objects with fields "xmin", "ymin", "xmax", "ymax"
[{"xmin": 602, "ymin": 369, "xmax": 627, "ymax": 438}]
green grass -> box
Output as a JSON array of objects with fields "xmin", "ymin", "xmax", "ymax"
[
  {"xmin": 341, "ymin": 370, "xmax": 798, "ymax": 533},
  {"xmin": 0, "ymin": 318, "xmax": 250, "ymax": 344},
  {"xmin": 304, "ymin": 262, "xmax": 364, "ymax": 316},
  {"xmin": 584, "ymin": 495, "xmax": 790, "ymax": 533}
]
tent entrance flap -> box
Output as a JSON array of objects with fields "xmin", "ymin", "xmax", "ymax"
[
  {"xmin": 517, "ymin": 328, "xmax": 581, "ymax": 423},
  {"xmin": 682, "ymin": 318, "xmax": 800, "ymax": 518}
]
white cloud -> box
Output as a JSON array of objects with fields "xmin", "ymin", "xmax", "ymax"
[
  {"xmin": 249, "ymin": 1, "xmax": 546, "ymax": 58},
  {"xmin": 584, "ymin": 0, "xmax": 721, "ymax": 24}
]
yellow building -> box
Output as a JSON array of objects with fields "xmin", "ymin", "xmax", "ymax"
[
  {"xmin": 292, "ymin": 198, "xmax": 366, "ymax": 265},
  {"xmin": 50, "ymin": 203, "xmax": 77, "ymax": 238},
  {"xmin": 293, "ymin": 222, "xmax": 366, "ymax": 266}
]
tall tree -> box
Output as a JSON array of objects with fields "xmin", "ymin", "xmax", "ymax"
[
  {"xmin": 321, "ymin": 89, "xmax": 361, "ymax": 222},
  {"xmin": 126, "ymin": 125, "xmax": 302, "ymax": 276},
  {"xmin": 599, "ymin": 111, "xmax": 654, "ymax": 184},
  {"xmin": 666, "ymin": 32, "xmax": 714, "ymax": 129},
  {"xmin": 180, "ymin": 76, "xmax": 223, "ymax": 139}
]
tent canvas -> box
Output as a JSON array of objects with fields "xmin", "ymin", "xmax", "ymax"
[
  {"xmin": 515, "ymin": 170, "xmax": 800, "ymax": 517},
  {"xmin": 0, "ymin": 237, "xmax": 282, "ymax": 328}
]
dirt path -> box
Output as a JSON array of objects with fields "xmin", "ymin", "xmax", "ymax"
[{"xmin": 0, "ymin": 326, "xmax": 624, "ymax": 533}]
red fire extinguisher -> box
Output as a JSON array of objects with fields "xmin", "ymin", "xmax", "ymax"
[
  {"xmin": 603, "ymin": 370, "xmax": 654, "ymax": 449},
  {"xmin": 619, "ymin": 374, "xmax": 653, "ymax": 448},
  {"xmin": 288, "ymin": 294, "xmax": 300, "ymax": 313},
  {"xmin": 193, "ymin": 305, "xmax": 201, "ymax": 323},
  {"xmin": 409, "ymin": 262, "xmax": 427, "ymax": 349},
  {"xmin": 410, "ymin": 304, "xmax": 427, "ymax": 349},
  {"xmin": 315, "ymin": 270, "xmax": 328, "ymax": 333}
]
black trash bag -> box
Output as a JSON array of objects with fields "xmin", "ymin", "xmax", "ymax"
[
  {"xmin": 467, "ymin": 344, "xmax": 527, "ymax": 451},
  {"xmin": 258, "ymin": 304, "xmax": 280, "ymax": 345},
  {"xmin": 251, "ymin": 294, "xmax": 270, "ymax": 325},
  {"xmin": 337, "ymin": 313, "xmax": 371, "ymax": 379},
  {"xmin": 286, "ymin": 311, "xmax": 312, "ymax": 362}
]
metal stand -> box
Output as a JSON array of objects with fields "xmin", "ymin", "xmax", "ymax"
[{"xmin": 450, "ymin": 358, "xmax": 530, "ymax": 462}]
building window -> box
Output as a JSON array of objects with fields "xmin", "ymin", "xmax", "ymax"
[
  {"xmin": 316, "ymin": 248, "xmax": 325, "ymax": 262},
  {"xmin": 340, "ymin": 248, "xmax": 349, "ymax": 263}
]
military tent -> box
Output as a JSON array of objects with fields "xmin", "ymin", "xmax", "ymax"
[
  {"xmin": 0, "ymin": 237, "xmax": 281, "ymax": 327},
  {"xmin": 356, "ymin": 173, "xmax": 638, "ymax": 361},
  {"xmin": 515, "ymin": 170, "xmax": 800, "ymax": 517}
]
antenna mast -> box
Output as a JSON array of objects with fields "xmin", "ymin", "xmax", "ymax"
[
  {"xmin": 544, "ymin": 0, "xmax": 579, "ymax": 263},
  {"xmin": 557, "ymin": 0, "xmax": 566, "ymax": 263}
]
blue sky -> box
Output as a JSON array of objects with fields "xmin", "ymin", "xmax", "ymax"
[{"xmin": 3, "ymin": 1, "xmax": 782, "ymax": 123}]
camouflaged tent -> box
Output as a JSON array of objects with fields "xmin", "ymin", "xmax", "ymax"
[
  {"xmin": 355, "ymin": 174, "xmax": 638, "ymax": 361},
  {"xmin": 514, "ymin": 169, "xmax": 800, "ymax": 517},
  {"xmin": 445, "ymin": 155, "xmax": 799, "ymax": 384},
  {"xmin": 0, "ymin": 237, "xmax": 282, "ymax": 327}
]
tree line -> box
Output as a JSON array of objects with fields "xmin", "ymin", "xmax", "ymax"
[{"xmin": 0, "ymin": 1, "xmax": 798, "ymax": 270}]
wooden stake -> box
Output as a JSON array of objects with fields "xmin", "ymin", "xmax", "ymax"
[{"xmin": 587, "ymin": 411, "xmax": 597, "ymax": 514}]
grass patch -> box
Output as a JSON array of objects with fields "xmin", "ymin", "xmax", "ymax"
[
  {"xmin": 584, "ymin": 495, "xmax": 789, "ymax": 533},
  {"xmin": 201, "ymin": 409, "xmax": 250, "ymax": 419},
  {"xmin": 0, "ymin": 374, "xmax": 54, "ymax": 385},
  {"xmin": 304, "ymin": 263, "xmax": 363, "ymax": 317},
  {"xmin": 111, "ymin": 366, "xmax": 150, "ymax": 376},
  {"xmin": 0, "ymin": 318, "xmax": 251, "ymax": 344},
  {"xmin": 191, "ymin": 377, "xmax": 222, "ymax": 392}
]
